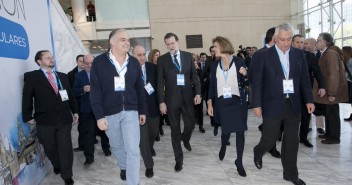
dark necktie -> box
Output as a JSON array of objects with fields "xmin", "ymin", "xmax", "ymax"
[{"xmin": 173, "ymin": 54, "xmax": 180, "ymax": 70}]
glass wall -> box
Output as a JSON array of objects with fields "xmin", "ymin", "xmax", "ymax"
[{"xmin": 299, "ymin": 0, "xmax": 352, "ymax": 47}]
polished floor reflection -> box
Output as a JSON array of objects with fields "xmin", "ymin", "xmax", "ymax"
[{"xmin": 40, "ymin": 104, "xmax": 352, "ymax": 185}]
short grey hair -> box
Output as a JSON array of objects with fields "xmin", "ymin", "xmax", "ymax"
[
  {"xmin": 274, "ymin": 23, "xmax": 294, "ymax": 37},
  {"xmin": 109, "ymin": 28, "xmax": 127, "ymax": 41},
  {"xmin": 132, "ymin": 45, "xmax": 145, "ymax": 55},
  {"xmin": 305, "ymin": 37, "xmax": 317, "ymax": 44}
]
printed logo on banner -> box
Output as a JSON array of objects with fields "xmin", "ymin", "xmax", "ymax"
[{"xmin": 0, "ymin": 16, "xmax": 30, "ymax": 60}]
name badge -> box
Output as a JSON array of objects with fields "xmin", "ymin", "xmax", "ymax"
[
  {"xmin": 144, "ymin": 83, "xmax": 155, "ymax": 95},
  {"xmin": 177, "ymin": 74, "xmax": 185, "ymax": 86},
  {"xmin": 283, "ymin": 79, "xmax": 294, "ymax": 94},
  {"xmin": 114, "ymin": 77, "xmax": 125, "ymax": 91},
  {"xmin": 223, "ymin": 86, "xmax": 232, "ymax": 98},
  {"xmin": 59, "ymin": 90, "xmax": 69, "ymax": 101}
]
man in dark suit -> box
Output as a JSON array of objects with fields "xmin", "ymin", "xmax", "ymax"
[
  {"xmin": 22, "ymin": 50, "xmax": 79, "ymax": 185},
  {"xmin": 249, "ymin": 27, "xmax": 282, "ymax": 159},
  {"xmin": 132, "ymin": 45, "xmax": 159, "ymax": 178},
  {"xmin": 194, "ymin": 52, "xmax": 210, "ymax": 133},
  {"xmin": 250, "ymin": 23, "xmax": 314, "ymax": 185},
  {"xmin": 292, "ymin": 35, "xmax": 326, "ymax": 148},
  {"xmin": 68, "ymin": 54, "xmax": 85, "ymax": 152},
  {"xmin": 72, "ymin": 54, "xmax": 111, "ymax": 166},
  {"xmin": 157, "ymin": 32, "xmax": 201, "ymax": 172}
]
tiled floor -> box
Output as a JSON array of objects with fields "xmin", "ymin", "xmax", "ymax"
[{"xmin": 40, "ymin": 104, "xmax": 352, "ymax": 185}]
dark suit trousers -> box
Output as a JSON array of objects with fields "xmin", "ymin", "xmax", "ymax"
[
  {"xmin": 323, "ymin": 104, "xmax": 340, "ymax": 140},
  {"xmin": 194, "ymin": 99, "xmax": 204, "ymax": 126},
  {"xmin": 168, "ymin": 102, "xmax": 196, "ymax": 163},
  {"xmin": 254, "ymin": 100, "xmax": 300, "ymax": 180},
  {"xmin": 36, "ymin": 123, "xmax": 73, "ymax": 180},
  {"xmin": 77, "ymin": 113, "xmax": 84, "ymax": 148},
  {"xmin": 80, "ymin": 113, "xmax": 96, "ymax": 160},
  {"xmin": 300, "ymin": 99, "xmax": 311, "ymax": 140},
  {"xmin": 140, "ymin": 115, "xmax": 159, "ymax": 168},
  {"xmin": 95, "ymin": 124, "xmax": 110, "ymax": 150}
]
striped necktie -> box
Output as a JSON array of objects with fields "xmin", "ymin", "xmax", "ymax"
[{"xmin": 47, "ymin": 71, "xmax": 58, "ymax": 95}]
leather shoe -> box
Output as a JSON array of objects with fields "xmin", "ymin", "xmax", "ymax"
[
  {"xmin": 268, "ymin": 147, "xmax": 281, "ymax": 158},
  {"xmin": 300, "ymin": 139, "xmax": 313, "ymax": 148},
  {"xmin": 253, "ymin": 156, "xmax": 262, "ymax": 169},
  {"xmin": 317, "ymin": 128, "xmax": 325, "ymax": 134},
  {"xmin": 53, "ymin": 167, "xmax": 60, "ymax": 174},
  {"xmin": 213, "ymin": 125, "xmax": 218, "ymax": 136},
  {"xmin": 199, "ymin": 126, "xmax": 205, "ymax": 133},
  {"xmin": 284, "ymin": 177, "xmax": 306, "ymax": 185},
  {"xmin": 151, "ymin": 148, "xmax": 156, "ymax": 157},
  {"xmin": 235, "ymin": 160, "xmax": 246, "ymax": 177},
  {"xmin": 183, "ymin": 141, "xmax": 192, "ymax": 151},
  {"xmin": 120, "ymin": 170, "xmax": 126, "ymax": 180},
  {"xmin": 219, "ymin": 145, "xmax": 226, "ymax": 161},
  {"xmin": 145, "ymin": 168, "xmax": 154, "ymax": 178},
  {"xmin": 318, "ymin": 134, "xmax": 328, "ymax": 139},
  {"xmin": 174, "ymin": 162, "xmax": 183, "ymax": 172},
  {"xmin": 159, "ymin": 127, "xmax": 164, "ymax": 135},
  {"xmin": 64, "ymin": 178, "xmax": 74, "ymax": 185},
  {"xmin": 84, "ymin": 159, "xmax": 94, "ymax": 165},
  {"xmin": 103, "ymin": 148, "xmax": 112, "ymax": 156},
  {"xmin": 73, "ymin": 147, "xmax": 83, "ymax": 152},
  {"xmin": 155, "ymin": 135, "xmax": 160, "ymax": 142},
  {"xmin": 321, "ymin": 139, "xmax": 340, "ymax": 144}
]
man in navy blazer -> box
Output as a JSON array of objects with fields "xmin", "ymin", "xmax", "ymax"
[
  {"xmin": 250, "ymin": 23, "xmax": 314, "ymax": 185},
  {"xmin": 73, "ymin": 54, "xmax": 111, "ymax": 165}
]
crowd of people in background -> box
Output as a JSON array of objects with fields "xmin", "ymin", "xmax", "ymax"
[{"xmin": 22, "ymin": 23, "xmax": 352, "ymax": 185}]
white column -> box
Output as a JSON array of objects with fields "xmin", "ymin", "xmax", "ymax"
[{"xmin": 71, "ymin": 0, "xmax": 86, "ymax": 23}]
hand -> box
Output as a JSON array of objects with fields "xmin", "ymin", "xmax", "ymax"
[
  {"xmin": 73, "ymin": 113, "xmax": 79, "ymax": 124},
  {"xmin": 139, "ymin": 115, "xmax": 146, "ymax": 125},
  {"xmin": 317, "ymin": 88, "xmax": 326, "ymax": 97},
  {"xmin": 328, "ymin": 96, "xmax": 335, "ymax": 102},
  {"xmin": 207, "ymin": 105, "xmax": 213, "ymax": 116},
  {"xmin": 160, "ymin": 103, "xmax": 167, "ymax": 115},
  {"xmin": 306, "ymin": 103, "xmax": 315, "ymax": 114},
  {"xmin": 253, "ymin": 107, "xmax": 262, "ymax": 117},
  {"xmin": 194, "ymin": 95, "xmax": 201, "ymax": 105},
  {"xmin": 97, "ymin": 118, "xmax": 108, "ymax": 131},
  {"xmin": 239, "ymin": 66, "xmax": 247, "ymax": 76},
  {"xmin": 83, "ymin": 85, "xmax": 90, "ymax": 93},
  {"xmin": 28, "ymin": 119, "xmax": 36, "ymax": 125}
]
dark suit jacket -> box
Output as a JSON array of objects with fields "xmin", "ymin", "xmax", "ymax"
[
  {"xmin": 22, "ymin": 70, "xmax": 78, "ymax": 125},
  {"xmin": 68, "ymin": 66, "xmax": 78, "ymax": 88},
  {"xmin": 250, "ymin": 46, "xmax": 313, "ymax": 118},
  {"xmin": 157, "ymin": 50, "xmax": 201, "ymax": 107},
  {"xmin": 144, "ymin": 62, "xmax": 159, "ymax": 118},
  {"xmin": 196, "ymin": 61, "xmax": 210, "ymax": 98},
  {"xmin": 72, "ymin": 70, "xmax": 92, "ymax": 113}
]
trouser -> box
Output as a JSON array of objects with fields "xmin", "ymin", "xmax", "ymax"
[
  {"xmin": 36, "ymin": 122, "xmax": 73, "ymax": 180},
  {"xmin": 323, "ymin": 104, "xmax": 341, "ymax": 140},
  {"xmin": 80, "ymin": 113, "xmax": 96, "ymax": 160},
  {"xmin": 140, "ymin": 115, "xmax": 159, "ymax": 168},
  {"xmin": 106, "ymin": 111, "xmax": 140, "ymax": 185},
  {"xmin": 194, "ymin": 99, "xmax": 204, "ymax": 126},
  {"xmin": 254, "ymin": 100, "xmax": 300, "ymax": 180},
  {"xmin": 299, "ymin": 99, "xmax": 311, "ymax": 140},
  {"xmin": 168, "ymin": 103, "xmax": 196, "ymax": 163}
]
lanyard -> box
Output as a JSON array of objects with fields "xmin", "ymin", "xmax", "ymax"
[
  {"xmin": 53, "ymin": 71, "xmax": 63, "ymax": 90},
  {"xmin": 108, "ymin": 58, "xmax": 129, "ymax": 76},
  {"xmin": 279, "ymin": 59, "xmax": 289, "ymax": 79},
  {"xmin": 220, "ymin": 59, "xmax": 229, "ymax": 84}
]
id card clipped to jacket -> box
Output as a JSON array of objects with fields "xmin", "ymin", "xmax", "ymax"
[
  {"xmin": 59, "ymin": 90, "xmax": 69, "ymax": 101},
  {"xmin": 283, "ymin": 79, "xmax": 294, "ymax": 94},
  {"xmin": 177, "ymin": 74, "xmax": 185, "ymax": 86},
  {"xmin": 114, "ymin": 77, "xmax": 125, "ymax": 91}
]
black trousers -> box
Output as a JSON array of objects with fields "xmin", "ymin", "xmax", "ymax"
[
  {"xmin": 95, "ymin": 124, "xmax": 110, "ymax": 150},
  {"xmin": 36, "ymin": 122, "xmax": 73, "ymax": 180},
  {"xmin": 168, "ymin": 103, "xmax": 196, "ymax": 163},
  {"xmin": 194, "ymin": 99, "xmax": 204, "ymax": 126},
  {"xmin": 299, "ymin": 99, "xmax": 311, "ymax": 140},
  {"xmin": 323, "ymin": 104, "xmax": 341, "ymax": 140},
  {"xmin": 80, "ymin": 113, "xmax": 96, "ymax": 160},
  {"xmin": 140, "ymin": 115, "xmax": 159, "ymax": 168},
  {"xmin": 254, "ymin": 100, "xmax": 300, "ymax": 180}
]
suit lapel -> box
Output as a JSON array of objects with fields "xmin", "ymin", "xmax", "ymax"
[
  {"xmin": 288, "ymin": 48, "xmax": 296, "ymax": 79},
  {"xmin": 270, "ymin": 47, "xmax": 285, "ymax": 79},
  {"xmin": 37, "ymin": 70, "xmax": 58, "ymax": 95}
]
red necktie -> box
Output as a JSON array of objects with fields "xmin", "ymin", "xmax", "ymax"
[{"xmin": 47, "ymin": 71, "xmax": 58, "ymax": 95}]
